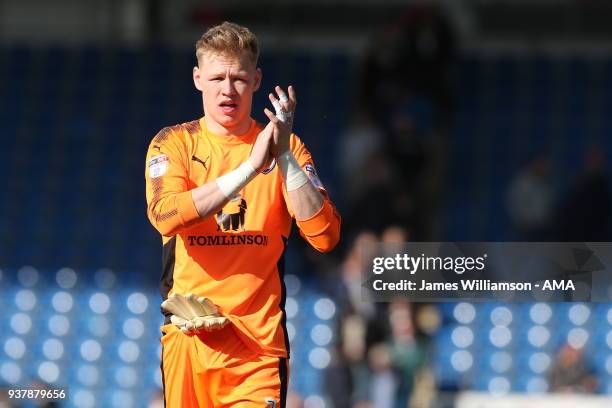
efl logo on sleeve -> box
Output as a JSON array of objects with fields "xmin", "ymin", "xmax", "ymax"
[{"xmin": 148, "ymin": 154, "xmax": 169, "ymax": 178}]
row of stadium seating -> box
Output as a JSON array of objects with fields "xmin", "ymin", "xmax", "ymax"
[
  {"xmin": 435, "ymin": 301, "xmax": 612, "ymax": 394},
  {"xmin": 0, "ymin": 267, "xmax": 337, "ymax": 407}
]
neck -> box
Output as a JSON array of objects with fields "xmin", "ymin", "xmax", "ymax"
[{"xmin": 204, "ymin": 116, "xmax": 252, "ymax": 136}]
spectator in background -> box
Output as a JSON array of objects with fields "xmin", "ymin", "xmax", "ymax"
[
  {"xmin": 549, "ymin": 344, "xmax": 597, "ymax": 393},
  {"xmin": 330, "ymin": 229, "xmax": 388, "ymax": 363},
  {"xmin": 356, "ymin": 6, "xmax": 455, "ymax": 234},
  {"xmin": 344, "ymin": 152, "xmax": 400, "ymax": 236},
  {"xmin": 365, "ymin": 300, "xmax": 428, "ymax": 408},
  {"xmin": 380, "ymin": 225, "xmax": 410, "ymax": 276},
  {"xmin": 409, "ymin": 305, "xmax": 440, "ymax": 408},
  {"xmin": 360, "ymin": 5, "xmax": 456, "ymax": 125},
  {"xmin": 338, "ymin": 107, "xmax": 385, "ymax": 202},
  {"xmin": 361, "ymin": 24, "xmax": 407, "ymax": 124},
  {"xmin": 348, "ymin": 6, "xmax": 455, "ymax": 242},
  {"xmin": 326, "ymin": 315, "xmax": 371, "ymax": 408},
  {"xmin": 382, "ymin": 225, "xmax": 409, "ymax": 244},
  {"xmin": 368, "ymin": 342, "xmax": 397, "ymax": 408},
  {"xmin": 557, "ymin": 147, "xmax": 611, "ymax": 241},
  {"xmin": 335, "ymin": 230, "xmax": 379, "ymax": 320},
  {"xmin": 387, "ymin": 110, "xmax": 428, "ymax": 186},
  {"xmin": 387, "ymin": 299, "xmax": 427, "ymax": 408},
  {"xmin": 506, "ymin": 153, "xmax": 556, "ymax": 240},
  {"xmin": 342, "ymin": 135, "xmax": 428, "ymax": 240},
  {"xmin": 386, "ymin": 111, "xmax": 431, "ymax": 239},
  {"xmin": 397, "ymin": 6, "xmax": 456, "ymax": 120},
  {"xmin": 342, "ymin": 137, "xmax": 429, "ymax": 239}
]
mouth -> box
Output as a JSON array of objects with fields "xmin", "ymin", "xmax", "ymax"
[{"xmin": 219, "ymin": 101, "xmax": 238, "ymax": 114}]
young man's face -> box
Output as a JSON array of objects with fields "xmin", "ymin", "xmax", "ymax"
[{"xmin": 193, "ymin": 51, "xmax": 261, "ymax": 135}]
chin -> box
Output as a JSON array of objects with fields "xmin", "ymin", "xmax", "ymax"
[
  {"xmin": 221, "ymin": 112, "xmax": 247, "ymax": 125},
  {"xmin": 218, "ymin": 116, "xmax": 240, "ymax": 127}
]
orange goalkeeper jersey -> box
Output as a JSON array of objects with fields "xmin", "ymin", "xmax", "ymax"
[{"xmin": 145, "ymin": 117, "xmax": 341, "ymax": 357}]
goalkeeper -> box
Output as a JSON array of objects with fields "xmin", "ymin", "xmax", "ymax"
[{"xmin": 144, "ymin": 21, "xmax": 341, "ymax": 407}]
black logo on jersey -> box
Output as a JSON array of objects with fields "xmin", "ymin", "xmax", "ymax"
[
  {"xmin": 187, "ymin": 234, "xmax": 268, "ymax": 246},
  {"xmin": 265, "ymin": 398, "xmax": 277, "ymax": 408},
  {"xmin": 215, "ymin": 195, "xmax": 247, "ymax": 232},
  {"xmin": 153, "ymin": 145, "xmax": 162, "ymax": 151},
  {"xmin": 192, "ymin": 155, "xmax": 209, "ymax": 170}
]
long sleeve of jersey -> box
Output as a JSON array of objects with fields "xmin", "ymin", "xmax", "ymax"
[
  {"xmin": 285, "ymin": 135, "xmax": 341, "ymax": 252},
  {"xmin": 145, "ymin": 127, "xmax": 201, "ymax": 237}
]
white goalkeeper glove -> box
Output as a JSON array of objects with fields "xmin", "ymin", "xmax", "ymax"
[{"xmin": 161, "ymin": 293, "xmax": 229, "ymax": 335}]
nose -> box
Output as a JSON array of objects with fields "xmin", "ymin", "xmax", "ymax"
[{"xmin": 221, "ymin": 78, "xmax": 236, "ymax": 96}]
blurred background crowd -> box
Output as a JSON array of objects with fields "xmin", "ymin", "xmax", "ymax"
[{"xmin": 1, "ymin": 0, "xmax": 612, "ymax": 407}]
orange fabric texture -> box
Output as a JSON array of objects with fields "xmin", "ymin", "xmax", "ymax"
[
  {"xmin": 160, "ymin": 323, "xmax": 289, "ymax": 407},
  {"xmin": 145, "ymin": 117, "xmax": 341, "ymax": 358}
]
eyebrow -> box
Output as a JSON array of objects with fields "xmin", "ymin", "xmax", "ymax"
[{"xmin": 206, "ymin": 70, "xmax": 248, "ymax": 78}]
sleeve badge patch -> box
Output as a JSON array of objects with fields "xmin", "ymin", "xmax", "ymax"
[{"xmin": 148, "ymin": 154, "xmax": 169, "ymax": 178}]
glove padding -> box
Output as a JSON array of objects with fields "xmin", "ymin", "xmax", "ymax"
[{"xmin": 162, "ymin": 293, "xmax": 229, "ymax": 335}]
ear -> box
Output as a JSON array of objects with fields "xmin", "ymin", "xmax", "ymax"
[
  {"xmin": 253, "ymin": 68, "xmax": 262, "ymax": 92},
  {"xmin": 193, "ymin": 66, "xmax": 203, "ymax": 91}
]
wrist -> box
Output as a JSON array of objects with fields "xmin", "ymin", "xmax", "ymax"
[
  {"xmin": 216, "ymin": 160, "xmax": 257, "ymax": 198},
  {"xmin": 245, "ymin": 157, "xmax": 257, "ymax": 172},
  {"xmin": 278, "ymin": 150, "xmax": 309, "ymax": 192}
]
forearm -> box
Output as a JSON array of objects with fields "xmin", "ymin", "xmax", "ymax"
[
  {"xmin": 277, "ymin": 148, "xmax": 321, "ymax": 220},
  {"xmin": 149, "ymin": 160, "xmax": 257, "ymax": 236},
  {"xmin": 190, "ymin": 181, "xmax": 232, "ymax": 219},
  {"xmin": 287, "ymin": 181, "xmax": 324, "ymax": 220},
  {"xmin": 278, "ymin": 149, "xmax": 340, "ymax": 251},
  {"xmin": 149, "ymin": 181, "xmax": 239, "ymax": 236}
]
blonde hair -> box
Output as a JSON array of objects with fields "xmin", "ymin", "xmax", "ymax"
[{"xmin": 195, "ymin": 21, "xmax": 259, "ymax": 66}]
